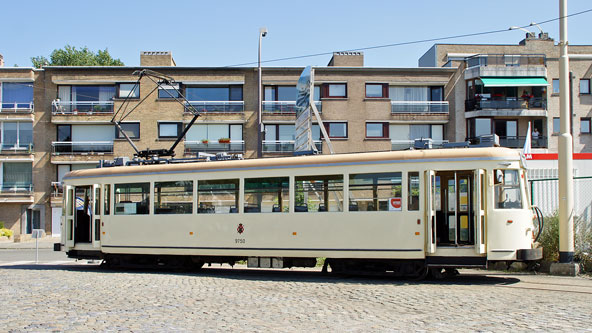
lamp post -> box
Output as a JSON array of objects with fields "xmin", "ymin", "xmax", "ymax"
[{"xmin": 257, "ymin": 27, "xmax": 268, "ymax": 158}]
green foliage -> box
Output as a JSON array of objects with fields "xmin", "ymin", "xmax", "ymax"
[
  {"xmin": 0, "ymin": 228, "xmax": 13, "ymax": 238},
  {"xmin": 0, "ymin": 221, "xmax": 4, "ymax": 229},
  {"xmin": 31, "ymin": 45, "xmax": 124, "ymax": 68},
  {"xmin": 539, "ymin": 212, "xmax": 592, "ymax": 272}
]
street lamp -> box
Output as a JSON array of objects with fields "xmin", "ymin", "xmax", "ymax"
[{"xmin": 257, "ymin": 27, "xmax": 268, "ymax": 158}]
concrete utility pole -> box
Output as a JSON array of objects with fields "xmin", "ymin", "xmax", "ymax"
[{"xmin": 552, "ymin": 0, "xmax": 579, "ymax": 276}]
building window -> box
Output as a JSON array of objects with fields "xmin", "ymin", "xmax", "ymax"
[
  {"xmin": 365, "ymin": 83, "xmax": 388, "ymax": 98},
  {"xmin": 324, "ymin": 122, "xmax": 347, "ymax": 138},
  {"xmin": 349, "ymin": 172, "xmax": 402, "ymax": 211},
  {"xmin": 1, "ymin": 82, "xmax": 33, "ymax": 108},
  {"xmin": 158, "ymin": 122, "xmax": 182, "ymax": 139},
  {"xmin": 1, "ymin": 121, "xmax": 33, "ymax": 150},
  {"xmin": 553, "ymin": 117, "xmax": 560, "ymax": 134},
  {"xmin": 114, "ymin": 183, "xmax": 150, "ymax": 215},
  {"xmin": 154, "ymin": 181, "xmax": 193, "ymax": 214},
  {"xmin": 580, "ymin": 79, "xmax": 591, "ymax": 95},
  {"xmin": 581, "ymin": 118, "xmax": 591, "ymax": 134},
  {"xmin": 158, "ymin": 83, "xmax": 180, "ymax": 99},
  {"xmin": 118, "ymin": 83, "xmax": 139, "ymax": 99},
  {"xmin": 197, "ymin": 179, "xmax": 239, "ymax": 214},
  {"xmin": 323, "ymin": 83, "xmax": 347, "ymax": 98},
  {"xmin": 366, "ymin": 122, "xmax": 389, "ymax": 138},
  {"xmin": 186, "ymin": 85, "xmax": 243, "ymax": 101},
  {"xmin": 116, "ymin": 122, "xmax": 140, "ymax": 139},
  {"xmin": 244, "ymin": 177, "xmax": 289, "ymax": 213},
  {"xmin": 552, "ymin": 79, "xmax": 560, "ymax": 94},
  {"xmin": 1, "ymin": 162, "xmax": 32, "ymax": 191}
]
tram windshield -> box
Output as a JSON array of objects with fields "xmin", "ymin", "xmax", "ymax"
[{"xmin": 494, "ymin": 169, "xmax": 523, "ymax": 209}]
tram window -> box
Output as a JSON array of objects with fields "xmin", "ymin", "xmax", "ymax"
[
  {"xmin": 154, "ymin": 181, "xmax": 193, "ymax": 214},
  {"xmin": 408, "ymin": 172, "xmax": 420, "ymax": 211},
  {"xmin": 349, "ymin": 172, "xmax": 402, "ymax": 211},
  {"xmin": 295, "ymin": 175, "xmax": 343, "ymax": 212},
  {"xmin": 244, "ymin": 177, "xmax": 289, "ymax": 213},
  {"xmin": 114, "ymin": 183, "xmax": 150, "ymax": 215},
  {"xmin": 104, "ymin": 185, "xmax": 111, "ymax": 215},
  {"xmin": 494, "ymin": 169, "xmax": 522, "ymax": 209},
  {"xmin": 67, "ymin": 188, "xmax": 74, "ymax": 216},
  {"xmin": 197, "ymin": 179, "xmax": 239, "ymax": 214},
  {"xmin": 94, "ymin": 187, "xmax": 101, "ymax": 215}
]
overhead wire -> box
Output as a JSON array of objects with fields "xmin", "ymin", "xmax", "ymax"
[{"xmin": 224, "ymin": 8, "xmax": 592, "ymax": 67}]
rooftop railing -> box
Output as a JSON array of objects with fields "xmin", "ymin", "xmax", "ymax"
[
  {"xmin": 184, "ymin": 140, "xmax": 245, "ymax": 154},
  {"xmin": 262, "ymin": 101, "xmax": 322, "ymax": 114},
  {"xmin": 52, "ymin": 100, "xmax": 114, "ymax": 115},
  {"xmin": 1, "ymin": 102, "xmax": 34, "ymax": 113},
  {"xmin": 51, "ymin": 141, "xmax": 114, "ymax": 155},
  {"xmin": 184, "ymin": 101, "xmax": 244, "ymax": 113},
  {"xmin": 466, "ymin": 97, "xmax": 547, "ymax": 111},
  {"xmin": 0, "ymin": 143, "xmax": 34, "ymax": 154},
  {"xmin": 391, "ymin": 101, "xmax": 449, "ymax": 114},
  {"xmin": 466, "ymin": 54, "xmax": 546, "ymax": 68},
  {"xmin": 262, "ymin": 140, "xmax": 322, "ymax": 153}
]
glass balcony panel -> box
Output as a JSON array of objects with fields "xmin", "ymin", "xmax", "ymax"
[
  {"xmin": 465, "ymin": 97, "xmax": 547, "ymax": 111},
  {"xmin": 0, "ymin": 184, "xmax": 33, "ymax": 193},
  {"xmin": 184, "ymin": 141, "xmax": 245, "ymax": 154},
  {"xmin": 52, "ymin": 101, "xmax": 114, "ymax": 114},
  {"xmin": 391, "ymin": 101, "xmax": 449, "ymax": 114},
  {"xmin": 262, "ymin": 140, "xmax": 322, "ymax": 153},
  {"xmin": 185, "ymin": 101, "xmax": 244, "ymax": 113},
  {"xmin": 1, "ymin": 102, "xmax": 34, "ymax": 113},
  {"xmin": 262, "ymin": 101, "xmax": 321, "ymax": 114},
  {"xmin": 391, "ymin": 140, "xmax": 448, "ymax": 151},
  {"xmin": 0, "ymin": 143, "xmax": 34, "ymax": 154},
  {"xmin": 51, "ymin": 141, "xmax": 114, "ymax": 154}
]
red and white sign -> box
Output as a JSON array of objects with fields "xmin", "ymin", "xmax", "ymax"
[{"xmin": 389, "ymin": 197, "xmax": 402, "ymax": 211}]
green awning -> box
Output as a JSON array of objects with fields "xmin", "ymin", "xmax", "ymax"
[{"xmin": 480, "ymin": 77, "xmax": 549, "ymax": 87}]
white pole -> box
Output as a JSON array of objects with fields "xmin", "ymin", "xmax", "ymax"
[
  {"xmin": 257, "ymin": 27, "xmax": 267, "ymax": 158},
  {"xmin": 558, "ymin": 0, "xmax": 575, "ymax": 263},
  {"xmin": 35, "ymin": 235, "xmax": 39, "ymax": 264}
]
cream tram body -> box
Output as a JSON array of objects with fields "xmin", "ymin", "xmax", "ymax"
[{"xmin": 59, "ymin": 148, "xmax": 540, "ymax": 271}]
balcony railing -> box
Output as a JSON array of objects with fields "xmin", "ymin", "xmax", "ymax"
[
  {"xmin": 466, "ymin": 54, "xmax": 546, "ymax": 68},
  {"xmin": 51, "ymin": 182, "xmax": 63, "ymax": 198},
  {"xmin": 1, "ymin": 102, "xmax": 34, "ymax": 113},
  {"xmin": 391, "ymin": 101, "xmax": 449, "ymax": 114},
  {"xmin": 0, "ymin": 184, "xmax": 33, "ymax": 193},
  {"xmin": 51, "ymin": 141, "xmax": 114, "ymax": 155},
  {"xmin": 467, "ymin": 136, "xmax": 547, "ymax": 148},
  {"xmin": 391, "ymin": 140, "xmax": 448, "ymax": 151},
  {"xmin": 184, "ymin": 101, "xmax": 244, "ymax": 113},
  {"xmin": 52, "ymin": 100, "xmax": 114, "ymax": 114},
  {"xmin": 262, "ymin": 140, "xmax": 322, "ymax": 153},
  {"xmin": 0, "ymin": 143, "xmax": 34, "ymax": 154},
  {"xmin": 466, "ymin": 97, "xmax": 547, "ymax": 111},
  {"xmin": 262, "ymin": 101, "xmax": 322, "ymax": 114},
  {"xmin": 184, "ymin": 141, "xmax": 245, "ymax": 154}
]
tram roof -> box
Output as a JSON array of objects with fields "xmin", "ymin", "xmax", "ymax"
[{"xmin": 64, "ymin": 147, "xmax": 521, "ymax": 180}]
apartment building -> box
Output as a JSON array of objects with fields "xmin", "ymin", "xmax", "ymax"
[{"xmin": 0, "ymin": 51, "xmax": 456, "ymax": 239}]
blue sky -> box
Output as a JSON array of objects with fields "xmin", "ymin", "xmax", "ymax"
[{"xmin": 1, "ymin": 0, "xmax": 591, "ymax": 68}]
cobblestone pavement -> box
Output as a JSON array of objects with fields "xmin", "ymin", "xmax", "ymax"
[{"xmin": 1, "ymin": 263, "xmax": 591, "ymax": 332}]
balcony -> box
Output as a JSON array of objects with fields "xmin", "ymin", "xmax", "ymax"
[
  {"xmin": 0, "ymin": 184, "xmax": 33, "ymax": 194},
  {"xmin": 262, "ymin": 101, "xmax": 322, "ymax": 114},
  {"xmin": 1, "ymin": 102, "xmax": 34, "ymax": 113},
  {"xmin": 467, "ymin": 136, "xmax": 547, "ymax": 148},
  {"xmin": 184, "ymin": 140, "xmax": 245, "ymax": 154},
  {"xmin": 52, "ymin": 100, "xmax": 114, "ymax": 115},
  {"xmin": 184, "ymin": 101, "xmax": 244, "ymax": 113},
  {"xmin": 465, "ymin": 54, "xmax": 547, "ymax": 79},
  {"xmin": 51, "ymin": 141, "xmax": 114, "ymax": 155},
  {"xmin": 391, "ymin": 101, "xmax": 449, "ymax": 114},
  {"xmin": 391, "ymin": 140, "xmax": 448, "ymax": 151},
  {"xmin": 263, "ymin": 140, "xmax": 322, "ymax": 153},
  {"xmin": 0, "ymin": 143, "xmax": 33, "ymax": 154}
]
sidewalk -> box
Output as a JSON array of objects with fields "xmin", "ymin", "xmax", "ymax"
[{"xmin": 0, "ymin": 236, "xmax": 58, "ymax": 249}]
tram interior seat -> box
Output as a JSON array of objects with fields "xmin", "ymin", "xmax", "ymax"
[
  {"xmin": 272, "ymin": 204, "xmax": 281, "ymax": 212},
  {"xmin": 229, "ymin": 206, "xmax": 238, "ymax": 213},
  {"xmin": 155, "ymin": 207, "xmax": 175, "ymax": 214},
  {"xmin": 295, "ymin": 204, "xmax": 308, "ymax": 212},
  {"xmin": 349, "ymin": 202, "xmax": 358, "ymax": 211},
  {"xmin": 318, "ymin": 204, "xmax": 327, "ymax": 212},
  {"xmin": 244, "ymin": 204, "xmax": 261, "ymax": 213}
]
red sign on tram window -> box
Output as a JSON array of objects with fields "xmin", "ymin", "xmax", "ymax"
[{"xmin": 389, "ymin": 197, "xmax": 402, "ymax": 211}]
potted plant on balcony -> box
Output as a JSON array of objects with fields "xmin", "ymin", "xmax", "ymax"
[
  {"xmin": 218, "ymin": 138, "xmax": 231, "ymax": 144},
  {"xmin": 201, "ymin": 139, "xmax": 209, "ymax": 144}
]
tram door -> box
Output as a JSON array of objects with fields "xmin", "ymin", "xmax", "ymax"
[
  {"xmin": 73, "ymin": 185, "xmax": 92, "ymax": 245},
  {"xmin": 433, "ymin": 171, "xmax": 475, "ymax": 246},
  {"xmin": 92, "ymin": 184, "xmax": 101, "ymax": 248}
]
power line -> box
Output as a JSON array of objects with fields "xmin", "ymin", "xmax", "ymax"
[{"xmin": 225, "ymin": 8, "xmax": 592, "ymax": 67}]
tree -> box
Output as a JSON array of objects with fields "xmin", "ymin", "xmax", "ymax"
[{"xmin": 31, "ymin": 45, "xmax": 124, "ymax": 68}]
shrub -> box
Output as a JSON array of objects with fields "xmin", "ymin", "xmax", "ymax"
[
  {"xmin": 0, "ymin": 221, "xmax": 4, "ymax": 229},
  {"xmin": 539, "ymin": 212, "xmax": 592, "ymax": 273},
  {"xmin": 0, "ymin": 228, "xmax": 13, "ymax": 238}
]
